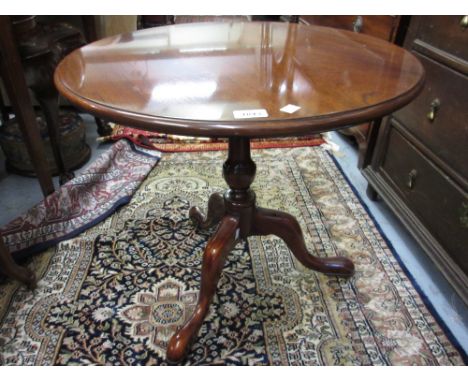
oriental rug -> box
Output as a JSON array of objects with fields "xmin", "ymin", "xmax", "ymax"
[
  {"xmin": 98, "ymin": 125, "xmax": 324, "ymax": 152},
  {"xmin": 0, "ymin": 147, "xmax": 465, "ymax": 365}
]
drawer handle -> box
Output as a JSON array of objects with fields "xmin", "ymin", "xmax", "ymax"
[
  {"xmin": 407, "ymin": 169, "xmax": 418, "ymax": 189},
  {"xmin": 426, "ymin": 98, "xmax": 440, "ymax": 122},
  {"xmin": 460, "ymin": 202, "xmax": 468, "ymax": 229},
  {"xmin": 353, "ymin": 16, "xmax": 363, "ymax": 33},
  {"xmin": 460, "ymin": 16, "xmax": 468, "ymax": 29}
]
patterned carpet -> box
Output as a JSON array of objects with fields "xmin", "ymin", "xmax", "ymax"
[
  {"xmin": 0, "ymin": 146, "xmax": 465, "ymax": 365},
  {"xmin": 98, "ymin": 125, "xmax": 324, "ymax": 152}
]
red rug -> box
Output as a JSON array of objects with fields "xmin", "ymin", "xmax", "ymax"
[
  {"xmin": 0, "ymin": 140, "xmax": 161, "ymax": 260},
  {"xmin": 98, "ymin": 125, "xmax": 325, "ymax": 152}
]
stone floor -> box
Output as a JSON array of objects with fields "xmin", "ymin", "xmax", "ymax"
[{"xmin": 0, "ymin": 116, "xmax": 466, "ymax": 354}]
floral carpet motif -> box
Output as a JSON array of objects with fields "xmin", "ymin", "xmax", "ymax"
[
  {"xmin": 0, "ymin": 147, "xmax": 465, "ymax": 365},
  {"xmin": 119, "ymin": 277, "xmax": 198, "ymax": 358}
]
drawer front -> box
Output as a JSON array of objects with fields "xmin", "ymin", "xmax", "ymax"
[
  {"xmin": 414, "ymin": 16, "xmax": 468, "ymax": 61},
  {"xmin": 381, "ymin": 126, "xmax": 468, "ymax": 273},
  {"xmin": 392, "ymin": 53, "xmax": 468, "ymax": 180},
  {"xmin": 299, "ymin": 16, "xmax": 396, "ymax": 41}
]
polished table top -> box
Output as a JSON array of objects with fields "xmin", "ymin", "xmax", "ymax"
[{"xmin": 55, "ymin": 22, "xmax": 424, "ymax": 137}]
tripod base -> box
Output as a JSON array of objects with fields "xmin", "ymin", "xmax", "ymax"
[{"xmin": 166, "ymin": 138, "xmax": 354, "ymax": 363}]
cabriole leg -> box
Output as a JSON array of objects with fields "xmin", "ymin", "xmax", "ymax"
[
  {"xmin": 189, "ymin": 192, "xmax": 225, "ymax": 229},
  {"xmin": 166, "ymin": 215, "xmax": 239, "ymax": 363},
  {"xmin": 251, "ymin": 207, "xmax": 354, "ymax": 277}
]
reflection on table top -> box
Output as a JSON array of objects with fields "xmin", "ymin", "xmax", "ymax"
[{"xmin": 55, "ymin": 22, "xmax": 425, "ymax": 137}]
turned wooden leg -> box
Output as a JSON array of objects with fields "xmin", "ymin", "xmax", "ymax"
[
  {"xmin": 0, "ymin": 235, "xmax": 36, "ymax": 289},
  {"xmin": 166, "ymin": 215, "xmax": 239, "ymax": 363},
  {"xmin": 252, "ymin": 207, "xmax": 355, "ymax": 277},
  {"xmin": 189, "ymin": 192, "xmax": 225, "ymax": 229}
]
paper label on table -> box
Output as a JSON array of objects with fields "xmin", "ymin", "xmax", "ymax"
[
  {"xmin": 233, "ymin": 109, "xmax": 269, "ymax": 119},
  {"xmin": 280, "ymin": 104, "xmax": 301, "ymax": 114}
]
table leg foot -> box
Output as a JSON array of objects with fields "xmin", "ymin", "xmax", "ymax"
[
  {"xmin": 252, "ymin": 207, "xmax": 355, "ymax": 277},
  {"xmin": 189, "ymin": 192, "xmax": 225, "ymax": 229},
  {"xmin": 167, "ymin": 215, "xmax": 239, "ymax": 363}
]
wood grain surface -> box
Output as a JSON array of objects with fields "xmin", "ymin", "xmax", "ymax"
[{"xmin": 54, "ymin": 22, "xmax": 425, "ymax": 138}]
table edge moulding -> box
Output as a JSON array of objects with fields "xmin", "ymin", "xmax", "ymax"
[{"xmin": 54, "ymin": 22, "xmax": 425, "ymax": 138}]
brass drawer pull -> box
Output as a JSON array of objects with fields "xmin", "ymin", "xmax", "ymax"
[
  {"xmin": 407, "ymin": 169, "xmax": 418, "ymax": 189},
  {"xmin": 353, "ymin": 16, "xmax": 363, "ymax": 33},
  {"xmin": 460, "ymin": 16, "xmax": 468, "ymax": 29},
  {"xmin": 427, "ymin": 98, "xmax": 440, "ymax": 122}
]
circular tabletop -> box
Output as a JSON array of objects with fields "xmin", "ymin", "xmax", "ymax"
[{"xmin": 55, "ymin": 22, "xmax": 425, "ymax": 138}]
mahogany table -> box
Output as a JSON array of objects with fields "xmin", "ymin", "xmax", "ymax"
[{"xmin": 54, "ymin": 22, "xmax": 424, "ymax": 362}]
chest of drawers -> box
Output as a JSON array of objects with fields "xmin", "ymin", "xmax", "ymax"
[{"xmin": 362, "ymin": 16, "xmax": 468, "ymax": 304}]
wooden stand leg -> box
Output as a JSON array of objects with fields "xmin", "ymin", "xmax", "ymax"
[
  {"xmin": 166, "ymin": 215, "xmax": 239, "ymax": 363},
  {"xmin": 252, "ymin": 207, "xmax": 355, "ymax": 277},
  {"xmin": 0, "ymin": 236, "xmax": 36, "ymax": 289},
  {"xmin": 0, "ymin": 16, "xmax": 54, "ymax": 197},
  {"xmin": 189, "ymin": 192, "xmax": 225, "ymax": 229},
  {"xmin": 38, "ymin": 95, "xmax": 75, "ymax": 185}
]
